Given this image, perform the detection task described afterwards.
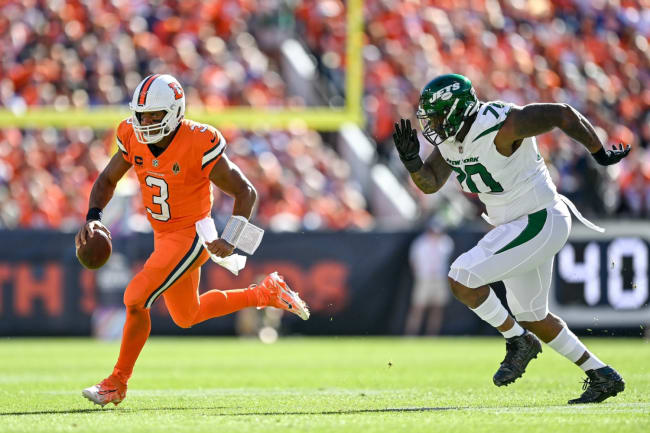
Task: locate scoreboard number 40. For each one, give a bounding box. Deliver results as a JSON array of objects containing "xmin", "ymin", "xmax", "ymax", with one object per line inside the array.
[{"xmin": 551, "ymin": 236, "xmax": 650, "ymax": 325}]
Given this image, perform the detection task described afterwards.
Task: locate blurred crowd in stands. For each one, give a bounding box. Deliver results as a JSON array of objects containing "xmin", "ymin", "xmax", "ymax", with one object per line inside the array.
[
  {"xmin": 1, "ymin": 0, "xmax": 649, "ymax": 230},
  {"xmin": 0, "ymin": 0, "xmax": 297, "ymax": 109},
  {"xmin": 296, "ymin": 0, "xmax": 650, "ymax": 219},
  {"xmin": 0, "ymin": 0, "xmax": 372, "ymax": 231},
  {"xmin": 0, "ymin": 127, "xmax": 373, "ymax": 231}
]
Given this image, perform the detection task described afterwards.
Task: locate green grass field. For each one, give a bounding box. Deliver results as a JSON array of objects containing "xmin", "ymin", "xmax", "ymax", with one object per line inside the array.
[{"xmin": 1, "ymin": 337, "xmax": 648, "ymax": 433}]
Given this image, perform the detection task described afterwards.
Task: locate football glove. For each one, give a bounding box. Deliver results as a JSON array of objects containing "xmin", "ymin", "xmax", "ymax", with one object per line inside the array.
[
  {"xmin": 393, "ymin": 119, "xmax": 423, "ymax": 173},
  {"xmin": 591, "ymin": 143, "xmax": 631, "ymax": 166}
]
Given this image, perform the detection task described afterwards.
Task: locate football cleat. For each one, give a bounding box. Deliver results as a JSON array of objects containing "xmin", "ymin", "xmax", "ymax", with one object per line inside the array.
[
  {"xmin": 254, "ymin": 272, "xmax": 310, "ymax": 320},
  {"xmin": 568, "ymin": 366, "xmax": 625, "ymax": 404},
  {"xmin": 82, "ymin": 375, "xmax": 127, "ymax": 407},
  {"xmin": 493, "ymin": 331, "xmax": 542, "ymax": 386}
]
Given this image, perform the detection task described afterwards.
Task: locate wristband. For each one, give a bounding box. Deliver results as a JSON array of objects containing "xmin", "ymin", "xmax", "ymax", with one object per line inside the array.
[
  {"xmin": 86, "ymin": 207, "xmax": 103, "ymax": 222},
  {"xmin": 591, "ymin": 147, "xmax": 608, "ymax": 165},
  {"xmin": 402, "ymin": 156, "xmax": 424, "ymax": 173},
  {"xmin": 220, "ymin": 215, "xmax": 265, "ymax": 254},
  {"xmin": 221, "ymin": 215, "xmax": 248, "ymax": 247}
]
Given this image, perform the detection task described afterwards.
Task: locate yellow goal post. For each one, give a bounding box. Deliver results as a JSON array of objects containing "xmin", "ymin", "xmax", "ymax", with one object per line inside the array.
[{"xmin": 0, "ymin": 0, "xmax": 364, "ymax": 132}]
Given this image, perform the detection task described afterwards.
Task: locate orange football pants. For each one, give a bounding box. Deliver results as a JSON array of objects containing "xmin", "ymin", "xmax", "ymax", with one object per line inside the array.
[
  {"xmin": 123, "ymin": 225, "xmax": 210, "ymax": 310},
  {"xmin": 112, "ymin": 225, "xmax": 258, "ymax": 384}
]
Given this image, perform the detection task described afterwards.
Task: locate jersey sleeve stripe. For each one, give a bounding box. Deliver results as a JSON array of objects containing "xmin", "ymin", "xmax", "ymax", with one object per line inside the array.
[
  {"xmin": 472, "ymin": 120, "xmax": 505, "ymax": 142},
  {"xmin": 116, "ymin": 137, "xmax": 127, "ymax": 155},
  {"xmin": 201, "ymin": 139, "xmax": 225, "ymax": 169}
]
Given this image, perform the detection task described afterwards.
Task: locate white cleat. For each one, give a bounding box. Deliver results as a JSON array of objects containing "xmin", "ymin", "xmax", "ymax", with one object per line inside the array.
[
  {"xmin": 257, "ymin": 272, "xmax": 310, "ymax": 320},
  {"xmin": 82, "ymin": 376, "xmax": 127, "ymax": 407}
]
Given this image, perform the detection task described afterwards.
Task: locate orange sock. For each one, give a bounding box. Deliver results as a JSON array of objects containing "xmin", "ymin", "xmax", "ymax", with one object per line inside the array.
[
  {"xmin": 191, "ymin": 288, "xmax": 257, "ymax": 326},
  {"xmin": 112, "ymin": 307, "xmax": 151, "ymax": 384}
]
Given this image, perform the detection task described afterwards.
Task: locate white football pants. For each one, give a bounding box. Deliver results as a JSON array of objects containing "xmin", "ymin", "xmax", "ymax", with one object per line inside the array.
[{"xmin": 448, "ymin": 199, "xmax": 571, "ymax": 321}]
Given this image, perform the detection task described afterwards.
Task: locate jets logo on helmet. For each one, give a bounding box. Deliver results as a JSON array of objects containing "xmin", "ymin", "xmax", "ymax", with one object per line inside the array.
[
  {"xmin": 429, "ymin": 82, "xmax": 461, "ymax": 103},
  {"xmin": 129, "ymin": 74, "xmax": 186, "ymax": 144},
  {"xmin": 417, "ymin": 74, "xmax": 479, "ymax": 146}
]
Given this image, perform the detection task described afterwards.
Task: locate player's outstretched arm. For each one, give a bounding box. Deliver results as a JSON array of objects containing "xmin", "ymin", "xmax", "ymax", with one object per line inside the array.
[
  {"xmin": 393, "ymin": 118, "xmax": 452, "ymax": 194},
  {"xmin": 411, "ymin": 147, "xmax": 453, "ymax": 194},
  {"xmin": 498, "ymin": 103, "xmax": 630, "ymax": 165},
  {"xmin": 75, "ymin": 152, "xmax": 131, "ymax": 247},
  {"xmin": 207, "ymin": 154, "xmax": 258, "ymax": 257}
]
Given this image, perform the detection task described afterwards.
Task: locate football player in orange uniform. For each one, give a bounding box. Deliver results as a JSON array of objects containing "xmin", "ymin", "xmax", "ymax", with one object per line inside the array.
[{"xmin": 74, "ymin": 74, "xmax": 309, "ymax": 407}]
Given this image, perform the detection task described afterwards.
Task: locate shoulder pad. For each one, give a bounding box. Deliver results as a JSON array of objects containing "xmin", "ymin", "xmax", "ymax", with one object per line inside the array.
[{"xmin": 116, "ymin": 118, "xmax": 133, "ymax": 156}]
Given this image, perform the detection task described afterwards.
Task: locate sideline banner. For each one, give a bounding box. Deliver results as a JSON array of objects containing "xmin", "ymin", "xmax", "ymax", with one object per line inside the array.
[
  {"xmin": 2, "ymin": 226, "xmax": 646, "ymax": 336},
  {"xmin": 0, "ymin": 230, "xmax": 428, "ymax": 336}
]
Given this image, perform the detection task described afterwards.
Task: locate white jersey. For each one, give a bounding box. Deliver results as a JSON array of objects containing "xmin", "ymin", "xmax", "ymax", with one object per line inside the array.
[{"xmin": 438, "ymin": 101, "xmax": 558, "ymax": 225}]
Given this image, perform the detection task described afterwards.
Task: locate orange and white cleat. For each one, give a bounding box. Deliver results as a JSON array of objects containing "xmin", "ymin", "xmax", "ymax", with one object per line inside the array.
[
  {"xmin": 255, "ymin": 272, "xmax": 310, "ymax": 320},
  {"xmin": 82, "ymin": 375, "xmax": 127, "ymax": 407}
]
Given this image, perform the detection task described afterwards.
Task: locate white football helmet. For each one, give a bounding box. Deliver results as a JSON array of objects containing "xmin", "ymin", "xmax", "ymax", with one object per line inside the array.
[{"xmin": 129, "ymin": 74, "xmax": 185, "ymax": 144}]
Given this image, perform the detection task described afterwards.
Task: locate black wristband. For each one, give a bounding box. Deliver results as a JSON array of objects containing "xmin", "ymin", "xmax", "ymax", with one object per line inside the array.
[
  {"xmin": 402, "ymin": 157, "xmax": 424, "ymax": 173},
  {"xmin": 591, "ymin": 147, "xmax": 608, "ymax": 165},
  {"xmin": 86, "ymin": 207, "xmax": 103, "ymax": 222}
]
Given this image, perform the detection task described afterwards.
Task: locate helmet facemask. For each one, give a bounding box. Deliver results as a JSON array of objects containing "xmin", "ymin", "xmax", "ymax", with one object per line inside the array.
[
  {"xmin": 417, "ymin": 74, "xmax": 479, "ymax": 147},
  {"xmin": 417, "ymin": 98, "xmax": 463, "ymax": 146},
  {"xmin": 131, "ymin": 107, "xmax": 179, "ymax": 144}
]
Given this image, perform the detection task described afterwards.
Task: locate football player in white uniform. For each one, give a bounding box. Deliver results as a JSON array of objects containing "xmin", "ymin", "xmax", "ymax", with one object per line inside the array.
[{"xmin": 393, "ymin": 74, "xmax": 630, "ymax": 404}]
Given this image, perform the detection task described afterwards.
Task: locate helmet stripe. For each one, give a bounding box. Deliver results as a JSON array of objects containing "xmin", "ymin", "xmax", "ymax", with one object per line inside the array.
[
  {"xmin": 444, "ymin": 98, "xmax": 459, "ymax": 122},
  {"xmin": 137, "ymin": 74, "xmax": 161, "ymax": 106}
]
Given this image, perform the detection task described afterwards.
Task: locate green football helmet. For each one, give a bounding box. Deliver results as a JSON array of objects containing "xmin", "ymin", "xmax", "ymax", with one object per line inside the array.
[{"xmin": 417, "ymin": 74, "xmax": 479, "ymax": 146}]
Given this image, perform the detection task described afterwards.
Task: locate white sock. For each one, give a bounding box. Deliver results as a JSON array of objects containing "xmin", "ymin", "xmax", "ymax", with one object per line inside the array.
[
  {"xmin": 547, "ymin": 327, "xmax": 606, "ymax": 371},
  {"xmin": 502, "ymin": 322, "xmax": 525, "ymax": 338},
  {"xmin": 471, "ymin": 289, "xmax": 524, "ymax": 338},
  {"xmin": 579, "ymin": 353, "xmax": 606, "ymax": 372}
]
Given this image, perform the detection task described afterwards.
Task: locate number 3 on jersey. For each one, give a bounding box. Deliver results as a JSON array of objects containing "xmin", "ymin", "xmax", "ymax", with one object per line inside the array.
[{"xmin": 145, "ymin": 176, "xmax": 170, "ymax": 221}]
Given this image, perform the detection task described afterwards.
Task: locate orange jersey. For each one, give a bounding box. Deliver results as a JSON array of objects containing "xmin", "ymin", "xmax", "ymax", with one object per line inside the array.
[{"xmin": 116, "ymin": 118, "xmax": 226, "ymax": 233}]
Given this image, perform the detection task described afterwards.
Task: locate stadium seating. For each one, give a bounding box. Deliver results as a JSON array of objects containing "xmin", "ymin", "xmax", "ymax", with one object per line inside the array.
[
  {"xmin": 0, "ymin": 127, "xmax": 372, "ymax": 231},
  {"xmin": 1, "ymin": 0, "xmax": 648, "ymax": 229},
  {"xmin": 295, "ymin": 0, "xmax": 650, "ymax": 218},
  {"xmin": 0, "ymin": 1, "xmax": 372, "ymax": 230}
]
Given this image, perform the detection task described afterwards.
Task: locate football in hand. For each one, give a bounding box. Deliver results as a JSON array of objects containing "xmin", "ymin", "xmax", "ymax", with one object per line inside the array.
[{"xmin": 76, "ymin": 230, "xmax": 112, "ymax": 270}]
